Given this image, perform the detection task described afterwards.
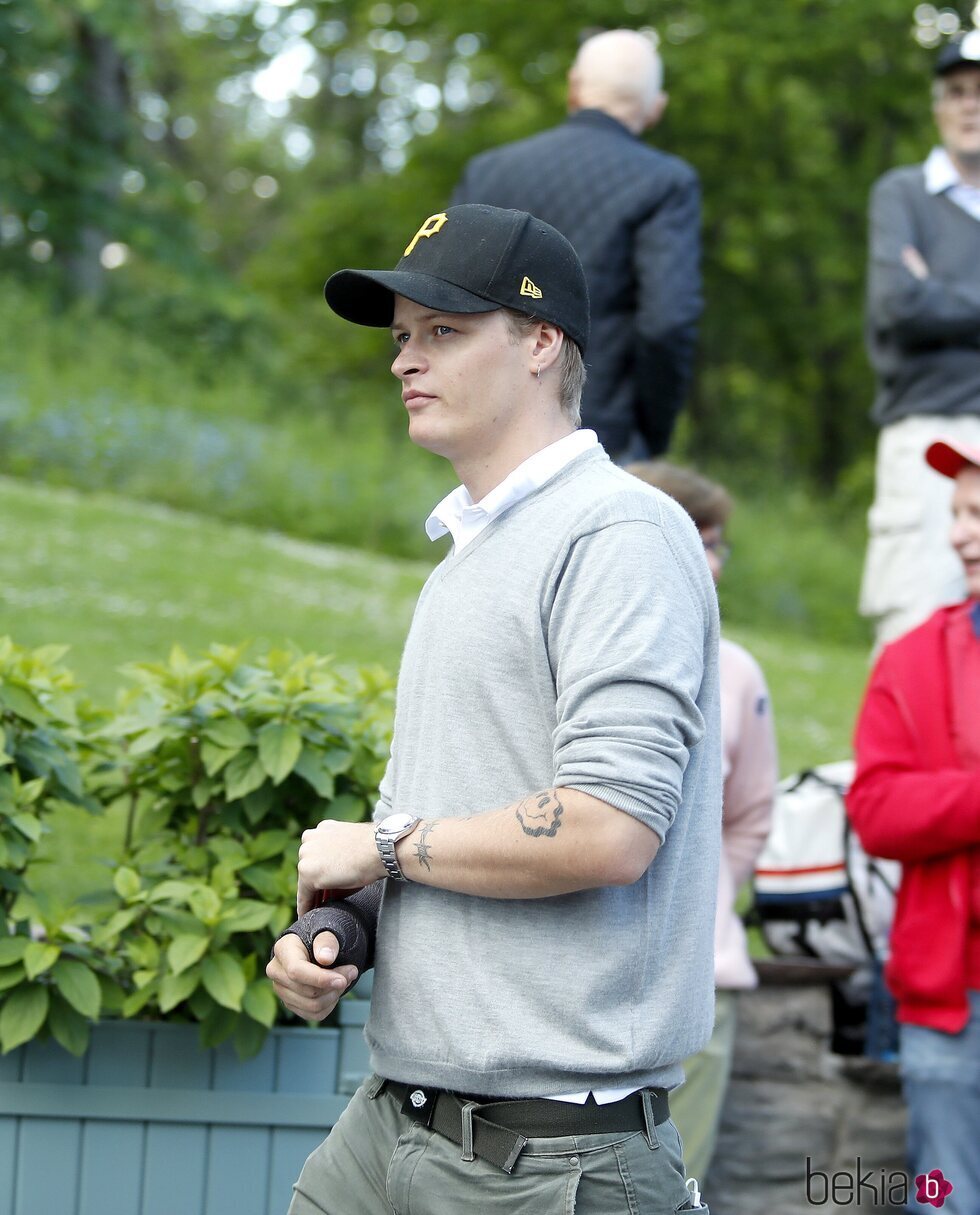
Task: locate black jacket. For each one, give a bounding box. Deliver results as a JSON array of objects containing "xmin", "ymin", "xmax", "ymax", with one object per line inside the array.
[{"xmin": 452, "ymin": 109, "xmax": 702, "ymax": 455}]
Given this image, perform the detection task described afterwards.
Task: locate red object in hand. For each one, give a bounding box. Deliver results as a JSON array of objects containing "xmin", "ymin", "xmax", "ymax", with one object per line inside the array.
[{"xmin": 312, "ymin": 888, "xmax": 363, "ymax": 907}]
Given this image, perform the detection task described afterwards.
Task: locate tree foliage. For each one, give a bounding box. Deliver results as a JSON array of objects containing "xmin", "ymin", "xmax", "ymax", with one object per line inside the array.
[{"xmin": 0, "ymin": 0, "xmax": 967, "ymax": 483}]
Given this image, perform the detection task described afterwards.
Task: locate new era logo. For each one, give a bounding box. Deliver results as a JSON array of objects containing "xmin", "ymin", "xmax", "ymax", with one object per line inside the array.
[{"xmin": 520, "ymin": 276, "xmax": 542, "ymax": 299}]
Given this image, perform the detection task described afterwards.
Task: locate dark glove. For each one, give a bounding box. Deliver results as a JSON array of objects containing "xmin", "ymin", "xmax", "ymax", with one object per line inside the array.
[{"xmin": 275, "ymin": 880, "xmax": 384, "ymax": 982}]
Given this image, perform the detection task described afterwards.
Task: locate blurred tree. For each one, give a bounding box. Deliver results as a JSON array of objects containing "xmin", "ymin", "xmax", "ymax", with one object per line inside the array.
[
  {"xmin": 1, "ymin": 0, "xmax": 969, "ymax": 484},
  {"xmin": 664, "ymin": 0, "xmax": 937, "ymax": 488},
  {"xmin": 57, "ymin": 12, "xmax": 130, "ymax": 299},
  {"xmin": 0, "ymin": 1, "xmax": 68, "ymax": 275},
  {"xmin": 1, "ymin": 1, "xmax": 182, "ymax": 296},
  {"xmin": 245, "ymin": 0, "xmax": 946, "ymax": 485}
]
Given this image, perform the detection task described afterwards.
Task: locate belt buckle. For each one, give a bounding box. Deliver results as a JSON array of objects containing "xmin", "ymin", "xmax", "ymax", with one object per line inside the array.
[{"xmin": 400, "ymin": 1086, "xmax": 436, "ymax": 1128}]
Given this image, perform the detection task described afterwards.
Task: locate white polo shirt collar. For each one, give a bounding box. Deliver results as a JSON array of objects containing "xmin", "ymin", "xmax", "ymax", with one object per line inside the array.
[
  {"xmin": 425, "ymin": 429, "xmax": 599, "ymax": 552},
  {"xmin": 924, "ymin": 146, "xmax": 980, "ymax": 220}
]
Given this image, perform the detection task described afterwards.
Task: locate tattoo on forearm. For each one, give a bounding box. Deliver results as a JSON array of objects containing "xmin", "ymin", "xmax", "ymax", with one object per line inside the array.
[
  {"xmin": 515, "ymin": 790, "xmax": 564, "ymax": 838},
  {"xmin": 414, "ymin": 821, "xmax": 437, "ymax": 871}
]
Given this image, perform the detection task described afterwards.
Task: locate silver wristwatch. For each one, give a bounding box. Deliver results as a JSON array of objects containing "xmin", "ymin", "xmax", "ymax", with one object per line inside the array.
[{"xmin": 375, "ymin": 813, "xmax": 420, "ymax": 882}]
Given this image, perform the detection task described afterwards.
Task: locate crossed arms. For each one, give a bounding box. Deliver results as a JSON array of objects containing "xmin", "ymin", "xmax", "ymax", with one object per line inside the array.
[{"xmin": 868, "ymin": 172, "xmax": 980, "ymax": 347}]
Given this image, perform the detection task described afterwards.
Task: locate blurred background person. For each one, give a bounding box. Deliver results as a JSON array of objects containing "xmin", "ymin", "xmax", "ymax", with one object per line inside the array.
[
  {"xmin": 849, "ymin": 435, "xmax": 980, "ymax": 1215},
  {"xmin": 860, "ymin": 31, "xmax": 980, "ymax": 650},
  {"xmin": 453, "ymin": 29, "xmax": 701, "ymax": 464},
  {"xmin": 627, "ymin": 460, "xmax": 778, "ymax": 1187}
]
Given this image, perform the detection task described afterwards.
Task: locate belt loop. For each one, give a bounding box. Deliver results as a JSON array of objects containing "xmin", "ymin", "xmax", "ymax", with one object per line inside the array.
[
  {"xmin": 640, "ymin": 1089, "xmax": 660, "ymax": 1150},
  {"xmin": 365, "ymin": 1074, "xmax": 387, "ymax": 1100},
  {"xmin": 501, "ymin": 1133, "xmax": 528, "ymax": 1175},
  {"xmin": 460, "ymin": 1101, "xmax": 479, "ymax": 1162}
]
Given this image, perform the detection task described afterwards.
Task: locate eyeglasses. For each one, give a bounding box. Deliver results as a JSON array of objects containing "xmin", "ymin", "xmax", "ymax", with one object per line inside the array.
[
  {"xmin": 702, "ymin": 537, "xmax": 731, "ymax": 565},
  {"xmin": 937, "ymin": 80, "xmax": 980, "ymax": 105}
]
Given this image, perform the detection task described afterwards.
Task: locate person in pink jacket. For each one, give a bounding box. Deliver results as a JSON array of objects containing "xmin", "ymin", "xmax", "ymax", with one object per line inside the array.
[
  {"xmin": 628, "ymin": 462, "xmax": 778, "ymax": 1183},
  {"xmin": 848, "ymin": 434, "xmax": 980, "ymax": 1215}
]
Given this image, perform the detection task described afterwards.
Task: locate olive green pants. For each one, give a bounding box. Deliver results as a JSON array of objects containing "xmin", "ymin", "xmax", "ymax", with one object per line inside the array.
[
  {"xmin": 669, "ymin": 990, "xmax": 738, "ymax": 1186},
  {"xmin": 288, "ymin": 1077, "xmax": 707, "ymax": 1215}
]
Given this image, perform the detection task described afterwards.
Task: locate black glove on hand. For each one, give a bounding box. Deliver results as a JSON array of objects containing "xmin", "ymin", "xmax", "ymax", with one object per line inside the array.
[{"xmin": 275, "ymin": 880, "xmax": 384, "ymax": 983}]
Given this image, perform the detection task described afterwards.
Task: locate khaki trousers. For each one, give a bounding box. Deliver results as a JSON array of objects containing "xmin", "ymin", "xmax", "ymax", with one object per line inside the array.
[{"xmin": 287, "ymin": 1077, "xmax": 706, "ymax": 1215}]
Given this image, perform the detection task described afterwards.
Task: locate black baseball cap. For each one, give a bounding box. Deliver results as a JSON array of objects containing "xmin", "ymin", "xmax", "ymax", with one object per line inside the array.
[
  {"xmin": 935, "ymin": 29, "xmax": 980, "ymax": 76},
  {"xmin": 324, "ymin": 204, "xmax": 590, "ymax": 354}
]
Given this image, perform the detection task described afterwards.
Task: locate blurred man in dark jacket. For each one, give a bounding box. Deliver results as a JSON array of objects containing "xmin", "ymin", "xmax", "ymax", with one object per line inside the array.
[{"xmin": 452, "ymin": 29, "xmax": 702, "ymax": 462}]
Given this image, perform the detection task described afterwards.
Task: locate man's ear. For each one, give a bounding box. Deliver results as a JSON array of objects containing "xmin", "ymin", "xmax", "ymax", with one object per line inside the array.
[
  {"xmin": 644, "ymin": 91, "xmax": 668, "ymax": 131},
  {"xmin": 531, "ymin": 321, "xmax": 564, "ymax": 371},
  {"xmin": 567, "ymin": 67, "xmax": 582, "ymax": 113}
]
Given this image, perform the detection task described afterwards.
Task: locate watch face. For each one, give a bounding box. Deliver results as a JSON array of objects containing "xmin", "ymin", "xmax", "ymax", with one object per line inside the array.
[{"xmin": 379, "ymin": 812, "xmax": 416, "ymax": 833}]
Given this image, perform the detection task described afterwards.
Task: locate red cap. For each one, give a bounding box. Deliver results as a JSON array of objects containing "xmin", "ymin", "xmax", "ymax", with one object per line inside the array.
[{"xmin": 925, "ymin": 437, "xmax": 980, "ymax": 480}]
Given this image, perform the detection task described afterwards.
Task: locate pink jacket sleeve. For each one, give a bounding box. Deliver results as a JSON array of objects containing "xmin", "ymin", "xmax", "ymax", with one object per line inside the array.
[
  {"xmin": 715, "ymin": 640, "xmax": 778, "ymax": 988},
  {"xmin": 720, "ymin": 641, "xmax": 778, "ymax": 886}
]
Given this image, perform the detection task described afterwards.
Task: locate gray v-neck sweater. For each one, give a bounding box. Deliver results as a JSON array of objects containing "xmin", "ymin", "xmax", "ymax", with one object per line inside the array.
[{"xmin": 366, "ymin": 447, "xmax": 722, "ymax": 1096}]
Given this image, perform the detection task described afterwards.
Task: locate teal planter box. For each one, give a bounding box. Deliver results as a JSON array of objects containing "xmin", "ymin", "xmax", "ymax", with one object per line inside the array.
[
  {"xmin": 338, "ymin": 996, "xmax": 371, "ymax": 1095},
  {"xmin": 0, "ymin": 1007, "xmax": 373, "ymax": 1215}
]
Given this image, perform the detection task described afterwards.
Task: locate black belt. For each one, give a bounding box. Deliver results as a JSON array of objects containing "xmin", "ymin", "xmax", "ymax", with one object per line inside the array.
[{"xmin": 381, "ymin": 1080, "xmax": 670, "ymax": 1174}]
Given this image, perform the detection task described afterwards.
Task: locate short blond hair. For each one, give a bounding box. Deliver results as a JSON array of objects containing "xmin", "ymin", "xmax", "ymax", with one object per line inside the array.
[{"xmin": 502, "ymin": 310, "xmax": 586, "ymax": 425}]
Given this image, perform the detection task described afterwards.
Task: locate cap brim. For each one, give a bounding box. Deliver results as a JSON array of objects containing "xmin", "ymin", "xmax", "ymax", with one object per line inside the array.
[
  {"xmin": 936, "ymin": 56, "xmax": 977, "ymax": 75},
  {"xmin": 324, "ymin": 269, "xmax": 500, "ymax": 328},
  {"xmin": 925, "ymin": 438, "xmax": 980, "ymax": 478},
  {"xmin": 936, "ymin": 29, "xmax": 980, "ymax": 74}
]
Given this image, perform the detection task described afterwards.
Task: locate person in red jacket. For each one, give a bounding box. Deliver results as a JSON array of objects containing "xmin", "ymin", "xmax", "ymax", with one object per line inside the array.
[{"xmin": 849, "ymin": 435, "xmax": 980, "ymax": 1215}]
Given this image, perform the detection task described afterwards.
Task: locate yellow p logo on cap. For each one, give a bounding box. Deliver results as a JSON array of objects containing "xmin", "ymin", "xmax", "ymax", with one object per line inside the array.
[{"xmin": 404, "ymin": 213, "xmax": 449, "ymax": 257}]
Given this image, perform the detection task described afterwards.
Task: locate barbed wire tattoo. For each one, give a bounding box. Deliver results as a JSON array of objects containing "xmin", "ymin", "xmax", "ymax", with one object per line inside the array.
[{"xmin": 414, "ymin": 821, "xmax": 437, "ymax": 871}]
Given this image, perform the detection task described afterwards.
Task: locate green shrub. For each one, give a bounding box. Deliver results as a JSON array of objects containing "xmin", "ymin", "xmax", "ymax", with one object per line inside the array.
[
  {"xmin": 0, "ymin": 640, "xmax": 394, "ymax": 1058},
  {"xmin": 0, "ymin": 638, "xmax": 110, "ymax": 1055}
]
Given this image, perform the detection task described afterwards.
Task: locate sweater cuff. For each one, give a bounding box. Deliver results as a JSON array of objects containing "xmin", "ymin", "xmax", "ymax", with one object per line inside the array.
[{"xmin": 560, "ymin": 781, "xmax": 674, "ymax": 842}]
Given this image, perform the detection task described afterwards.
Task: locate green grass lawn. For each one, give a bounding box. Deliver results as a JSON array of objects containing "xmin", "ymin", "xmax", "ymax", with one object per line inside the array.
[
  {"xmin": 1, "ymin": 475, "xmax": 868, "ymax": 776},
  {"xmin": 0, "ymin": 476, "xmax": 430, "ymax": 701},
  {"xmin": 726, "ymin": 624, "xmax": 868, "ymax": 774}
]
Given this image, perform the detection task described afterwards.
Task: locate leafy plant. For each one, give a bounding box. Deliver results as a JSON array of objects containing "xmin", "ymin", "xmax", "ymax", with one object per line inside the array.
[
  {"xmin": 0, "ymin": 639, "xmax": 394, "ymax": 1058},
  {"xmin": 92, "ymin": 643, "xmax": 392, "ymax": 1055},
  {"xmin": 0, "ymin": 637, "xmax": 111, "ymax": 1055}
]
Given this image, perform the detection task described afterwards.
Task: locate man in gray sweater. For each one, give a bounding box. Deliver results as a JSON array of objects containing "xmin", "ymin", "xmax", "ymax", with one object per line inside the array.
[
  {"xmin": 267, "ymin": 203, "xmax": 719, "ymax": 1214},
  {"xmin": 861, "ymin": 32, "xmax": 980, "ymax": 647}
]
